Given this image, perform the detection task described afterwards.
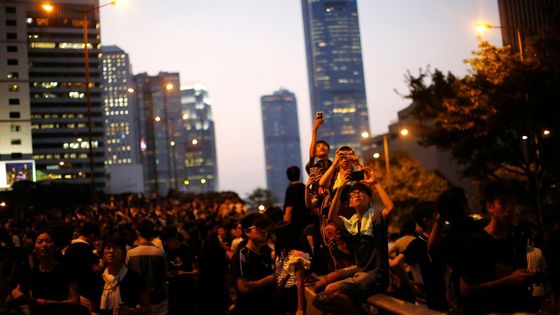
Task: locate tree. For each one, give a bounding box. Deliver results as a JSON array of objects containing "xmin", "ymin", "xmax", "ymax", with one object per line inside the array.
[
  {"xmin": 245, "ymin": 188, "xmax": 277, "ymax": 212},
  {"xmin": 366, "ymin": 151, "xmax": 449, "ymax": 223},
  {"xmin": 405, "ymin": 22, "xmax": 560, "ymax": 219}
]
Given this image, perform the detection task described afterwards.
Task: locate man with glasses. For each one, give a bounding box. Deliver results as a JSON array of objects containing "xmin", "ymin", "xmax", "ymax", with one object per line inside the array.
[
  {"xmin": 314, "ymin": 167, "xmax": 394, "ymax": 315},
  {"xmin": 231, "ymin": 213, "xmax": 278, "ymax": 315}
]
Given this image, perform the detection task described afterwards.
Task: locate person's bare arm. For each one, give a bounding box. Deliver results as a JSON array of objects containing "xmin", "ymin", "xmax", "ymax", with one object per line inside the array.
[
  {"xmin": 319, "ymin": 151, "xmax": 340, "ymax": 188},
  {"xmin": 363, "ymin": 167, "xmax": 394, "ymax": 220},
  {"xmin": 296, "ymin": 268, "xmax": 306, "ymax": 314},
  {"xmin": 284, "ymin": 207, "xmax": 293, "ymax": 223},
  {"xmin": 308, "ymin": 117, "xmax": 323, "ymax": 162},
  {"xmin": 236, "ymin": 274, "xmax": 276, "ymax": 294},
  {"xmin": 327, "ymin": 168, "xmax": 349, "ymax": 229},
  {"xmin": 460, "ymin": 269, "xmax": 534, "ymax": 297}
]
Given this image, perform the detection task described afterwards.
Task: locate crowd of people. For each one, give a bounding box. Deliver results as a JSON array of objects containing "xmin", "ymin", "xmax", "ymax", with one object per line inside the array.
[{"xmin": 0, "ymin": 116, "xmax": 559, "ymax": 315}]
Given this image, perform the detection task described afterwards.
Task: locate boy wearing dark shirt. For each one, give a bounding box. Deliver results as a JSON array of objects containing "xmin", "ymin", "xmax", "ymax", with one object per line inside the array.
[
  {"xmin": 460, "ymin": 181, "xmax": 534, "ymax": 314},
  {"xmin": 231, "ymin": 214, "xmax": 277, "ymax": 315}
]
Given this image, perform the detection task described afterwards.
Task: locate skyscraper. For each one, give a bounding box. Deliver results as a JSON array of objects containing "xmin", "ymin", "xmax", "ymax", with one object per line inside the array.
[
  {"xmin": 261, "ymin": 89, "xmax": 302, "ymax": 201},
  {"xmin": 301, "ymin": 0, "xmax": 370, "ymax": 153},
  {"xmin": 497, "ymin": 0, "xmax": 560, "ymax": 55},
  {"xmin": 7, "ymin": 0, "xmax": 105, "ymax": 188},
  {"xmin": 0, "ymin": 1, "xmax": 35, "ymax": 189},
  {"xmin": 180, "ymin": 84, "xmax": 219, "ymax": 193},
  {"xmin": 133, "ymin": 72, "xmax": 181, "ymax": 196},
  {"xmin": 101, "ymin": 45, "xmax": 143, "ymax": 193}
]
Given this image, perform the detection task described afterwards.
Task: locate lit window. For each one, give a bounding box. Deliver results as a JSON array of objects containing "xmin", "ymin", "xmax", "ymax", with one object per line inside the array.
[
  {"xmin": 30, "ymin": 42, "xmax": 56, "ymax": 49},
  {"xmin": 9, "ymin": 84, "xmax": 19, "ymax": 92}
]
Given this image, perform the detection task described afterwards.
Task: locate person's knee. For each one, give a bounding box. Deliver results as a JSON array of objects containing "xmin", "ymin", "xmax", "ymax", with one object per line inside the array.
[
  {"xmin": 313, "ymin": 291, "xmax": 332, "ymax": 311},
  {"xmin": 324, "ymin": 282, "xmax": 340, "ymax": 296}
]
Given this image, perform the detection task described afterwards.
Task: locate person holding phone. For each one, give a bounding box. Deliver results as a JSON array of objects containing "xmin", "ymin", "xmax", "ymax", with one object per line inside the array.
[
  {"xmin": 313, "ymin": 167, "xmax": 394, "ymax": 315},
  {"xmin": 305, "ymin": 112, "xmax": 332, "ymax": 176}
]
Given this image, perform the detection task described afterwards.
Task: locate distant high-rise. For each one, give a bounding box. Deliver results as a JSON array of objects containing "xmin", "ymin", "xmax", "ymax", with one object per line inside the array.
[
  {"xmin": 497, "ymin": 0, "xmax": 560, "ymax": 54},
  {"xmin": 261, "ymin": 89, "xmax": 302, "ymax": 201},
  {"xmin": 101, "ymin": 45, "xmax": 143, "ymax": 193},
  {"xmin": 133, "ymin": 72, "xmax": 181, "ymax": 196},
  {"xmin": 301, "ymin": 0, "xmax": 370, "ymax": 153},
  {"xmin": 5, "ymin": 0, "xmax": 105, "ymax": 188},
  {"xmin": 0, "ymin": 1, "xmax": 35, "ymax": 189},
  {"xmin": 180, "ymin": 84, "xmax": 219, "ymax": 193}
]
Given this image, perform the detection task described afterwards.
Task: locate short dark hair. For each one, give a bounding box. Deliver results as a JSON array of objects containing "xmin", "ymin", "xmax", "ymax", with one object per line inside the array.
[
  {"xmin": 136, "ymin": 219, "xmax": 155, "ymax": 239},
  {"xmin": 484, "ymin": 181, "xmax": 517, "ymax": 205},
  {"xmin": 316, "ymin": 140, "xmax": 330, "ymax": 150},
  {"xmin": 286, "ymin": 166, "xmax": 301, "ymax": 182},
  {"xmin": 159, "ymin": 226, "xmax": 178, "ymax": 242},
  {"xmin": 80, "ymin": 222, "xmax": 99, "ymax": 237},
  {"xmin": 401, "ymin": 219, "xmax": 416, "ymax": 236},
  {"xmin": 413, "ymin": 202, "xmax": 436, "ymax": 230},
  {"xmin": 102, "ymin": 237, "xmax": 127, "ymax": 254},
  {"xmin": 349, "ymin": 182, "xmax": 371, "ymax": 197},
  {"xmin": 436, "ymin": 187, "xmax": 468, "ymax": 222},
  {"xmin": 240, "ymin": 213, "xmax": 272, "ymax": 232}
]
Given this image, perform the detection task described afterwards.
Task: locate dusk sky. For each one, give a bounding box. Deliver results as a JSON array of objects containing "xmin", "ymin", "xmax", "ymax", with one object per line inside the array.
[{"xmin": 100, "ymin": 0, "xmax": 503, "ymax": 197}]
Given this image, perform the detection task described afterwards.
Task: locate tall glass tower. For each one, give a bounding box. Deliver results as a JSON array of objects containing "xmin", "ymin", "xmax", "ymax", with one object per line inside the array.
[
  {"xmin": 261, "ymin": 89, "xmax": 302, "ymax": 202},
  {"xmin": 101, "ymin": 45, "xmax": 143, "ymax": 194},
  {"xmin": 301, "ymin": 0, "xmax": 370, "ymax": 153},
  {"xmin": 180, "ymin": 84, "xmax": 219, "ymax": 193}
]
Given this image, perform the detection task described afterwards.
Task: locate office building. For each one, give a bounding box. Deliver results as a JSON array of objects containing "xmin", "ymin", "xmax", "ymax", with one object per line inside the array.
[
  {"xmin": 101, "ymin": 45, "xmax": 143, "ymax": 193},
  {"xmin": 0, "ymin": 1, "xmax": 34, "ymax": 189},
  {"xmin": 133, "ymin": 72, "xmax": 181, "ymax": 196},
  {"xmin": 180, "ymin": 84, "xmax": 219, "ymax": 193},
  {"xmin": 497, "ymin": 0, "xmax": 560, "ymax": 54},
  {"xmin": 261, "ymin": 89, "xmax": 302, "ymax": 201},
  {"xmin": 301, "ymin": 0, "xmax": 370, "ymax": 153},
  {"xmin": 2, "ymin": 0, "xmax": 105, "ymax": 189}
]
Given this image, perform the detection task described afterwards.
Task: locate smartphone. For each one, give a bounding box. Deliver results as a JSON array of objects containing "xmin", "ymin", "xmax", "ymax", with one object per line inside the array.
[
  {"xmin": 351, "ymin": 170, "xmax": 364, "ymax": 181},
  {"xmin": 316, "ymin": 111, "xmax": 324, "ymax": 120},
  {"xmin": 310, "ymin": 167, "xmax": 320, "ymax": 177}
]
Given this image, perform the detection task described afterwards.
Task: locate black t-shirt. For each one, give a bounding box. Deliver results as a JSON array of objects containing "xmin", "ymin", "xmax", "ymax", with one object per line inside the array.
[
  {"xmin": 231, "ymin": 246, "xmax": 277, "ymax": 315},
  {"xmin": 460, "ymin": 230, "xmax": 530, "ymax": 314},
  {"xmin": 20, "ymin": 263, "xmax": 71, "ymax": 301},
  {"xmin": 164, "ymin": 243, "xmax": 196, "ymax": 291},
  {"xmin": 305, "ymin": 158, "xmax": 333, "ymax": 175},
  {"xmin": 63, "ymin": 241, "xmax": 102, "ymax": 301},
  {"xmin": 402, "ymin": 236, "xmax": 448, "ymax": 310},
  {"xmin": 284, "ymin": 183, "xmax": 311, "ymax": 233}
]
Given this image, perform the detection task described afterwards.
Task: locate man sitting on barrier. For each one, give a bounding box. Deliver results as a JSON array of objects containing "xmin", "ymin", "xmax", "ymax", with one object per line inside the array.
[{"xmin": 313, "ymin": 165, "xmax": 394, "ymax": 315}]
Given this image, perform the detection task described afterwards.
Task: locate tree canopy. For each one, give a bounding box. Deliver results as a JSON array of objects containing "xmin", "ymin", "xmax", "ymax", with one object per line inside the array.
[{"xmin": 405, "ymin": 22, "xmax": 560, "ymax": 210}]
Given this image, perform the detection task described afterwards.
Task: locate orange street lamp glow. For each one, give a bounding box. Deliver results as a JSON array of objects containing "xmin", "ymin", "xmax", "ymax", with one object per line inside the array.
[
  {"xmin": 192, "ymin": 139, "xmax": 198, "ymax": 145},
  {"xmin": 361, "ymin": 131, "xmax": 369, "ymax": 138},
  {"xmin": 41, "ymin": 3, "xmax": 54, "ymax": 12},
  {"xmin": 475, "ymin": 23, "xmax": 493, "ymax": 34},
  {"xmin": 400, "ymin": 128, "xmax": 409, "ymax": 136},
  {"xmin": 165, "ymin": 83, "xmax": 174, "ymax": 91},
  {"xmin": 543, "ymin": 130, "xmax": 551, "ymax": 136},
  {"xmin": 373, "ymin": 153, "xmax": 380, "ymax": 159}
]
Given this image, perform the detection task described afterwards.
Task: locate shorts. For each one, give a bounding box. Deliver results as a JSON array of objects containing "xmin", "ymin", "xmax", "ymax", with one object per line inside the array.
[{"xmin": 331, "ymin": 271, "xmax": 383, "ymax": 302}]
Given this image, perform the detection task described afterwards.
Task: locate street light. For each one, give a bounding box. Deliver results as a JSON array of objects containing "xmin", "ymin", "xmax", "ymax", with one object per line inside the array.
[
  {"xmin": 162, "ymin": 82, "xmax": 178, "ymax": 191},
  {"xmin": 475, "ymin": 22, "xmax": 524, "ymax": 60},
  {"xmin": 41, "ymin": 1, "xmax": 123, "ymax": 202}
]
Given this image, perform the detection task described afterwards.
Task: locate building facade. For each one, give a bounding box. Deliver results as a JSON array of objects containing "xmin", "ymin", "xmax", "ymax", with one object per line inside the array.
[
  {"xmin": 0, "ymin": 0, "xmax": 35, "ymax": 189},
  {"xmin": 1, "ymin": 0, "xmax": 105, "ymax": 189},
  {"xmin": 133, "ymin": 72, "xmax": 181, "ymax": 196},
  {"xmin": 101, "ymin": 45, "xmax": 143, "ymax": 194},
  {"xmin": 180, "ymin": 84, "xmax": 218, "ymax": 193},
  {"xmin": 301, "ymin": 0, "xmax": 370, "ymax": 153},
  {"xmin": 261, "ymin": 89, "xmax": 302, "ymax": 202},
  {"xmin": 497, "ymin": 0, "xmax": 560, "ymax": 55}
]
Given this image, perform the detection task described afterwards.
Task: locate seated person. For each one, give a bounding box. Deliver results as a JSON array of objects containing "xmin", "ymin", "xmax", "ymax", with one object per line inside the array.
[{"xmin": 313, "ymin": 167, "xmax": 394, "ymax": 315}]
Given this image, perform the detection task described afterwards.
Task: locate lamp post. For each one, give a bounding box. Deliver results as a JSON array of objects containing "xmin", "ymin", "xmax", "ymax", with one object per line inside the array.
[
  {"xmin": 475, "ymin": 23, "xmax": 524, "ymax": 60},
  {"xmin": 368, "ymin": 128, "xmax": 410, "ymax": 194},
  {"xmin": 41, "ymin": 1, "xmax": 123, "ymax": 202}
]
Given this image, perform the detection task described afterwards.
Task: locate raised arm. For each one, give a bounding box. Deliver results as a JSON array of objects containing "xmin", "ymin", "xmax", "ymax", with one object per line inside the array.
[
  {"xmin": 327, "ymin": 168, "xmax": 349, "ymax": 229},
  {"xmin": 308, "ymin": 117, "xmax": 323, "ymax": 167},
  {"xmin": 319, "ymin": 150, "xmax": 340, "ymax": 189},
  {"xmin": 362, "ymin": 167, "xmax": 394, "ymax": 220}
]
